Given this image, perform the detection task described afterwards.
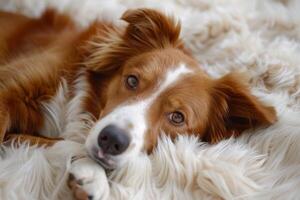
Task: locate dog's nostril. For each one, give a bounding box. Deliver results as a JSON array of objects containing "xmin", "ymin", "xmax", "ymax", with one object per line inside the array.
[
  {"xmin": 98, "ymin": 125, "xmax": 130, "ymax": 155},
  {"xmin": 101, "ymin": 135, "xmax": 108, "ymax": 141},
  {"xmin": 114, "ymin": 144, "xmax": 120, "ymax": 151}
]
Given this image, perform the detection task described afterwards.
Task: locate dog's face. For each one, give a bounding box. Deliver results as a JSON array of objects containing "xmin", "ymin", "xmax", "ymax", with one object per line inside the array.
[{"xmin": 85, "ymin": 9, "xmax": 276, "ymax": 169}]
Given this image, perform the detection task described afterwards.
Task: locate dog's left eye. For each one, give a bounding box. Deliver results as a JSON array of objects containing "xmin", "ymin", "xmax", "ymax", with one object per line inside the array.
[
  {"xmin": 126, "ymin": 75, "xmax": 139, "ymax": 90},
  {"xmin": 168, "ymin": 111, "xmax": 185, "ymax": 126}
]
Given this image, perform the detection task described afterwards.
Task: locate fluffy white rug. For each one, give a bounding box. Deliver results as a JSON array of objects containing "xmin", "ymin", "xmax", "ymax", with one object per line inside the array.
[{"xmin": 0, "ymin": 0, "xmax": 300, "ymax": 199}]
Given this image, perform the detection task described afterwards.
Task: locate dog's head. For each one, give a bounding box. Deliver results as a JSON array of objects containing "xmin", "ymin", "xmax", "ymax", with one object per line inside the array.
[{"xmin": 84, "ymin": 9, "xmax": 276, "ymax": 169}]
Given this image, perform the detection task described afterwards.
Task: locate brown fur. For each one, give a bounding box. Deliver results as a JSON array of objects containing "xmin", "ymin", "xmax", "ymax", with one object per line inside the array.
[
  {"xmin": 0, "ymin": 10, "xmax": 95, "ymax": 144},
  {"xmin": 0, "ymin": 8, "xmax": 276, "ymax": 151}
]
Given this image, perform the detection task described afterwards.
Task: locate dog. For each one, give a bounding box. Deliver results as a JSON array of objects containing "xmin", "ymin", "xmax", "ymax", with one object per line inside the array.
[{"xmin": 0, "ymin": 8, "xmax": 276, "ymax": 199}]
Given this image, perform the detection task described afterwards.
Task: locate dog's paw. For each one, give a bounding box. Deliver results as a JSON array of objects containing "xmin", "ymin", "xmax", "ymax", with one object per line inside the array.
[{"xmin": 68, "ymin": 156, "xmax": 109, "ymax": 200}]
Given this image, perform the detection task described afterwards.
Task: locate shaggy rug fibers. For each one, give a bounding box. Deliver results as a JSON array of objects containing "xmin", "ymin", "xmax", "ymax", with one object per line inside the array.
[{"xmin": 0, "ymin": 0, "xmax": 300, "ymax": 199}]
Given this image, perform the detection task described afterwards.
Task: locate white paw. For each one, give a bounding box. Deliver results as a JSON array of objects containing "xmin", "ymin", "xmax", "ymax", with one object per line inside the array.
[{"xmin": 68, "ymin": 156, "xmax": 110, "ymax": 200}]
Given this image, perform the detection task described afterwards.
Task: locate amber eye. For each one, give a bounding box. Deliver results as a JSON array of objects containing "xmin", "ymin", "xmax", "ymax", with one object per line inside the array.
[
  {"xmin": 169, "ymin": 111, "xmax": 185, "ymax": 126},
  {"xmin": 126, "ymin": 75, "xmax": 139, "ymax": 90}
]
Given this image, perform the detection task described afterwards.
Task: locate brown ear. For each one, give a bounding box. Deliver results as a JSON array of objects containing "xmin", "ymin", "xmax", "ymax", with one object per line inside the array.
[
  {"xmin": 204, "ymin": 73, "xmax": 277, "ymax": 143},
  {"xmin": 82, "ymin": 23, "xmax": 130, "ymax": 73},
  {"xmin": 83, "ymin": 9, "xmax": 181, "ymax": 73},
  {"xmin": 121, "ymin": 8, "xmax": 181, "ymax": 50}
]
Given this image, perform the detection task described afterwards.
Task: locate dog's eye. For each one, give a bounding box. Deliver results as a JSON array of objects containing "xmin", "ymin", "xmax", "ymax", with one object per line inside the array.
[
  {"xmin": 169, "ymin": 111, "xmax": 185, "ymax": 126},
  {"xmin": 126, "ymin": 75, "xmax": 139, "ymax": 90}
]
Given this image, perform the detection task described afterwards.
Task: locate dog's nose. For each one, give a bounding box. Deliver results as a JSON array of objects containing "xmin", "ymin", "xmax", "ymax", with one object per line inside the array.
[{"xmin": 98, "ymin": 125, "xmax": 130, "ymax": 155}]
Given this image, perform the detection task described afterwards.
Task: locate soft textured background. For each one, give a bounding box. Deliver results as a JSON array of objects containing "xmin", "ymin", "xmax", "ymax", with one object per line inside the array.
[{"xmin": 0, "ymin": 0, "xmax": 300, "ymax": 199}]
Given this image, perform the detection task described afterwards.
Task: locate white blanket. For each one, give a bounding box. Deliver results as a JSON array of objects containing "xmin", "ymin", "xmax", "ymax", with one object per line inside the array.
[{"xmin": 0, "ymin": 0, "xmax": 300, "ymax": 199}]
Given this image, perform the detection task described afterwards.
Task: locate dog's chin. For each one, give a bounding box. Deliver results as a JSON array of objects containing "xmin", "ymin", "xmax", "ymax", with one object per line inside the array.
[{"xmin": 88, "ymin": 148, "xmax": 116, "ymax": 170}]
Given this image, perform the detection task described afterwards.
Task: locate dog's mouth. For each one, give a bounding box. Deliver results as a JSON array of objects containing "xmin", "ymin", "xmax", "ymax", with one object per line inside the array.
[{"xmin": 89, "ymin": 148, "xmax": 116, "ymax": 170}]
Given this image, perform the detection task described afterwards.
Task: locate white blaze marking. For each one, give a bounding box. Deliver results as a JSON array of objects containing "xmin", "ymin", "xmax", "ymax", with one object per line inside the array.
[
  {"xmin": 146, "ymin": 64, "xmax": 191, "ymax": 104},
  {"xmin": 86, "ymin": 64, "xmax": 191, "ymax": 165}
]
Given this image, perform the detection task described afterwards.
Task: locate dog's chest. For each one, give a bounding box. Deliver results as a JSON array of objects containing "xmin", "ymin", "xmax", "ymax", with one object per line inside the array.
[
  {"xmin": 39, "ymin": 79, "xmax": 69, "ymax": 138},
  {"xmin": 39, "ymin": 72, "xmax": 93, "ymax": 141}
]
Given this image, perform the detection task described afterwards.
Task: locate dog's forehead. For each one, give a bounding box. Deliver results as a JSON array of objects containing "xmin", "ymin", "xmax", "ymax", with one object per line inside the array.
[{"xmin": 125, "ymin": 48, "xmax": 198, "ymax": 74}]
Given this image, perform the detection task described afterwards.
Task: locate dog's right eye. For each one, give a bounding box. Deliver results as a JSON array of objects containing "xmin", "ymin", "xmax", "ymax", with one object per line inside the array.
[
  {"xmin": 168, "ymin": 111, "xmax": 185, "ymax": 126},
  {"xmin": 126, "ymin": 75, "xmax": 139, "ymax": 90}
]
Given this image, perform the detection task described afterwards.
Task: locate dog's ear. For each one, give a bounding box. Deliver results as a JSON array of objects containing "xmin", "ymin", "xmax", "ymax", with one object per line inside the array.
[
  {"xmin": 82, "ymin": 23, "xmax": 130, "ymax": 73},
  {"xmin": 121, "ymin": 8, "xmax": 181, "ymax": 50},
  {"xmin": 204, "ymin": 73, "xmax": 277, "ymax": 143},
  {"xmin": 83, "ymin": 9, "xmax": 181, "ymax": 73}
]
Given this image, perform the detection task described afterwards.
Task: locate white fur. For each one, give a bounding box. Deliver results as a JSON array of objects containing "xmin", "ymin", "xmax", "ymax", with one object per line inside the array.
[
  {"xmin": 40, "ymin": 79, "xmax": 68, "ymax": 138},
  {"xmin": 60, "ymin": 69, "xmax": 94, "ymax": 142},
  {"xmin": 40, "ymin": 69, "xmax": 94, "ymax": 143},
  {"xmin": 69, "ymin": 157, "xmax": 110, "ymax": 200},
  {"xmin": 0, "ymin": 0, "xmax": 300, "ymax": 200}
]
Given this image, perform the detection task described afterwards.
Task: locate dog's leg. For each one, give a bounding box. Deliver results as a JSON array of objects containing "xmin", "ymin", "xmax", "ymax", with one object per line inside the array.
[
  {"xmin": 68, "ymin": 156, "xmax": 110, "ymax": 200},
  {"xmin": 4, "ymin": 133, "xmax": 62, "ymax": 147}
]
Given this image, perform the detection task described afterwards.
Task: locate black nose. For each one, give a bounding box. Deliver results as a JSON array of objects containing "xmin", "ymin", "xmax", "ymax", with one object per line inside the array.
[{"xmin": 98, "ymin": 125, "xmax": 130, "ymax": 155}]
